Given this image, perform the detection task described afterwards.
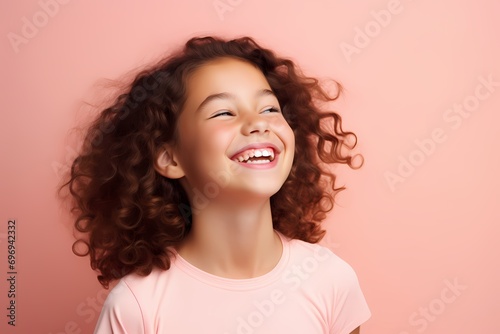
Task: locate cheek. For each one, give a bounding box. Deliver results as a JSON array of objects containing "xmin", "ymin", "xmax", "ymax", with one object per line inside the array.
[
  {"xmin": 193, "ymin": 125, "xmax": 233, "ymax": 159},
  {"xmin": 272, "ymin": 118, "xmax": 295, "ymax": 145}
]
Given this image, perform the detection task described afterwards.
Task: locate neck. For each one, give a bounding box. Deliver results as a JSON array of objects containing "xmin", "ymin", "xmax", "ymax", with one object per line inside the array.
[{"xmin": 175, "ymin": 198, "xmax": 282, "ymax": 279}]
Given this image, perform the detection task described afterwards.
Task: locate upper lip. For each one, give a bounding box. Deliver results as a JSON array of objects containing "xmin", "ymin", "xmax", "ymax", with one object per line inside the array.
[{"xmin": 229, "ymin": 142, "xmax": 281, "ymax": 160}]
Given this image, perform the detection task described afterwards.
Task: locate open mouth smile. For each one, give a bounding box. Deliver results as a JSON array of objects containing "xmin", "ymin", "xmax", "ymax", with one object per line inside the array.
[
  {"xmin": 232, "ymin": 148, "xmax": 275, "ymax": 164},
  {"xmin": 229, "ymin": 143, "xmax": 281, "ymax": 169}
]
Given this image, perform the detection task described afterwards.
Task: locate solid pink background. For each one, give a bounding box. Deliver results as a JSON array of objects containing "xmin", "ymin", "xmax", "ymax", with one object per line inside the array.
[{"xmin": 1, "ymin": 0, "xmax": 499, "ymax": 333}]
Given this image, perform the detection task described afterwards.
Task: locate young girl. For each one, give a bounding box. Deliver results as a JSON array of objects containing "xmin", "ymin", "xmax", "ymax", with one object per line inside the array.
[{"xmin": 64, "ymin": 35, "xmax": 371, "ymax": 334}]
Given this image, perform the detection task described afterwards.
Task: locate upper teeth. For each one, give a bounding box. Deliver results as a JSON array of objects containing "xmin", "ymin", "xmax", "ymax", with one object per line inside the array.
[{"xmin": 233, "ymin": 148, "xmax": 275, "ymax": 162}]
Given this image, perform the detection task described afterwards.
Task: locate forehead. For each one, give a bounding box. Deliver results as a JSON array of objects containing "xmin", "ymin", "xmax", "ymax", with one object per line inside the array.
[{"xmin": 185, "ymin": 57, "xmax": 271, "ymax": 93}]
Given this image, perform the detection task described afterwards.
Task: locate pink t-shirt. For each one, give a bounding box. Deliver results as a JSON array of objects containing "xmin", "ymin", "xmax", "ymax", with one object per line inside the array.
[{"xmin": 94, "ymin": 231, "xmax": 371, "ymax": 334}]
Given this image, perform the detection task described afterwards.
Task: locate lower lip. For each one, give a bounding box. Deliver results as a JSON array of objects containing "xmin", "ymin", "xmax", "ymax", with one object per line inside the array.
[{"xmin": 232, "ymin": 154, "xmax": 279, "ymax": 169}]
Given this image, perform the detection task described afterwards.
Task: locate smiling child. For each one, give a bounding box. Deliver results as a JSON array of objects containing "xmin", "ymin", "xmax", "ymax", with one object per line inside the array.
[{"xmin": 63, "ymin": 36, "xmax": 371, "ymax": 334}]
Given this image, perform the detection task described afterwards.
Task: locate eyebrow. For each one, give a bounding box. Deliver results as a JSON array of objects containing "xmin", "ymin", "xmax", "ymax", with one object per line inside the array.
[{"xmin": 195, "ymin": 89, "xmax": 277, "ymax": 112}]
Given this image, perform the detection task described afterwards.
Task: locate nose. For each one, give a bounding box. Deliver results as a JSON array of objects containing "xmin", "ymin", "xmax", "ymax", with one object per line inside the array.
[{"xmin": 241, "ymin": 112, "xmax": 270, "ymax": 135}]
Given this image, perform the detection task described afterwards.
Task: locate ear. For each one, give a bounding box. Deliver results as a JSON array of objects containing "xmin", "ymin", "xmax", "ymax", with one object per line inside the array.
[{"xmin": 154, "ymin": 145, "xmax": 185, "ymax": 179}]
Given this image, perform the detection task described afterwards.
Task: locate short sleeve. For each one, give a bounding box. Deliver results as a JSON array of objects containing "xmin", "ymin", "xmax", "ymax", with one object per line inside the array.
[
  {"xmin": 329, "ymin": 258, "xmax": 371, "ymax": 334},
  {"xmin": 94, "ymin": 279, "xmax": 145, "ymax": 334}
]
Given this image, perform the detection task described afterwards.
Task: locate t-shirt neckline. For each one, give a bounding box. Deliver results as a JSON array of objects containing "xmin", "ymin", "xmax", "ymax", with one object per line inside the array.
[{"xmin": 172, "ymin": 230, "xmax": 290, "ymax": 291}]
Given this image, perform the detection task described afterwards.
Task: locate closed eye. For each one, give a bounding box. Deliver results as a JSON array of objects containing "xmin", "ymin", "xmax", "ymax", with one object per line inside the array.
[
  {"xmin": 209, "ymin": 111, "xmax": 233, "ymax": 118},
  {"xmin": 209, "ymin": 107, "xmax": 280, "ymax": 119},
  {"xmin": 262, "ymin": 107, "xmax": 281, "ymax": 113}
]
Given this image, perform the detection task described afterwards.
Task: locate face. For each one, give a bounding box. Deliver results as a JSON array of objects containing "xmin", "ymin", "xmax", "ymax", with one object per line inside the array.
[{"xmin": 169, "ymin": 57, "xmax": 295, "ymax": 205}]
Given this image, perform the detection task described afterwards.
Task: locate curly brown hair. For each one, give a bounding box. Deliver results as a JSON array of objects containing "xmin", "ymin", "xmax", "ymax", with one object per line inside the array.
[{"xmin": 61, "ymin": 36, "xmax": 363, "ymax": 288}]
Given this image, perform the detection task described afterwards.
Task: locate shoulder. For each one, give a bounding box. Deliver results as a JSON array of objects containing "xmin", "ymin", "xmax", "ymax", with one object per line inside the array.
[
  {"xmin": 94, "ymin": 278, "xmax": 145, "ymax": 333},
  {"xmin": 95, "ymin": 267, "xmax": 171, "ymax": 333},
  {"xmin": 289, "ymin": 238, "xmax": 372, "ymax": 332},
  {"xmin": 284, "ymin": 236, "xmax": 367, "ymax": 301},
  {"xmin": 286, "ymin": 236, "xmax": 358, "ymax": 279},
  {"xmin": 281, "ymin": 236, "xmax": 371, "ymax": 332}
]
